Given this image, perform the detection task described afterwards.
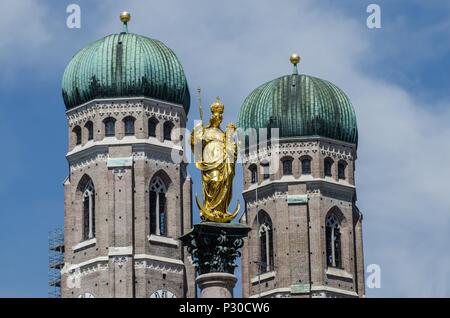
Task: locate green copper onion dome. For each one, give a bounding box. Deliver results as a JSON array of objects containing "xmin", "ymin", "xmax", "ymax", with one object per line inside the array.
[
  {"xmin": 237, "ymin": 54, "xmax": 357, "ymax": 145},
  {"xmin": 62, "ymin": 13, "xmax": 190, "ymax": 112}
]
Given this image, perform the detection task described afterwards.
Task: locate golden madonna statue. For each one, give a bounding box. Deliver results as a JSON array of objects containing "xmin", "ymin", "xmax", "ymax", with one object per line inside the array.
[{"xmin": 190, "ymin": 97, "xmax": 240, "ymax": 223}]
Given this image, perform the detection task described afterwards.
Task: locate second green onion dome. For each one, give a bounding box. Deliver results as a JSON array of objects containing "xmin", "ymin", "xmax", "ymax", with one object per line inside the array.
[
  {"xmin": 62, "ymin": 13, "xmax": 190, "ymax": 112},
  {"xmin": 237, "ymin": 54, "xmax": 358, "ymax": 145}
]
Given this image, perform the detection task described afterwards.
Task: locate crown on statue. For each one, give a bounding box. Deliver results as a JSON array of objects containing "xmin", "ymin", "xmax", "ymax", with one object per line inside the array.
[{"xmin": 210, "ymin": 97, "xmax": 224, "ymax": 114}]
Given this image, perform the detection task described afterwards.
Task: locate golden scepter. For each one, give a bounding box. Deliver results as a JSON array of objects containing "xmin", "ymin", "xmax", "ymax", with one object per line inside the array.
[{"xmin": 197, "ymin": 87, "xmax": 203, "ymax": 124}]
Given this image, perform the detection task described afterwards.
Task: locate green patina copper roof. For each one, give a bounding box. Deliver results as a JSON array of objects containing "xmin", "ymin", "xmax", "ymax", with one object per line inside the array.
[
  {"xmin": 237, "ymin": 73, "xmax": 358, "ymax": 145},
  {"xmin": 62, "ymin": 32, "xmax": 190, "ymax": 112}
]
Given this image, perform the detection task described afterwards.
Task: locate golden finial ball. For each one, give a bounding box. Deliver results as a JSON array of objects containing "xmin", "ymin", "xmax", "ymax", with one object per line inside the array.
[
  {"xmin": 120, "ymin": 11, "xmax": 131, "ymax": 23},
  {"xmin": 290, "ymin": 53, "xmax": 301, "ymax": 65}
]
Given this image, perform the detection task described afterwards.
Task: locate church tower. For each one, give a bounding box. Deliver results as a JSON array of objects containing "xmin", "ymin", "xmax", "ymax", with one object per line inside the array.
[
  {"xmin": 237, "ymin": 55, "xmax": 365, "ymax": 298},
  {"xmin": 60, "ymin": 13, "xmax": 195, "ymax": 298}
]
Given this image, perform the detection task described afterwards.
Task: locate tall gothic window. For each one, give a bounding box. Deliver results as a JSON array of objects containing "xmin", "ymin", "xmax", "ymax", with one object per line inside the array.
[
  {"xmin": 163, "ymin": 121, "xmax": 174, "ymax": 141},
  {"xmin": 85, "ymin": 121, "xmax": 94, "ymax": 141},
  {"xmin": 301, "ymin": 157, "xmax": 311, "ymax": 175},
  {"xmin": 262, "ymin": 162, "xmax": 270, "ymax": 180},
  {"xmin": 326, "ymin": 213, "xmax": 342, "ymax": 268},
  {"xmin": 73, "ymin": 126, "xmax": 82, "ymax": 145},
  {"xmin": 282, "ymin": 158, "xmax": 293, "ymax": 176},
  {"xmin": 249, "ymin": 164, "xmax": 257, "ymax": 184},
  {"xmin": 148, "ymin": 118, "xmax": 158, "ymax": 137},
  {"xmin": 257, "ymin": 212, "xmax": 274, "ymax": 273},
  {"xmin": 149, "ymin": 177, "xmax": 167, "ymax": 236},
  {"xmin": 104, "ymin": 117, "xmax": 116, "ymax": 137},
  {"xmin": 82, "ymin": 179, "xmax": 95, "ymax": 241},
  {"xmin": 324, "ymin": 158, "xmax": 333, "ymax": 177},
  {"xmin": 338, "ymin": 161, "xmax": 347, "ymax": 179},
  {"xmin": 123, "ymin": 116, "xmax": 136, "ymax": 136}
]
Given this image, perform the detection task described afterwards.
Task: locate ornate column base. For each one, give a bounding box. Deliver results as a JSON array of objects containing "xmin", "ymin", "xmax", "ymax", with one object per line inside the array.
[{"xmin": 180, "ymin": 222, "xmax": 251, "ymax": 298}]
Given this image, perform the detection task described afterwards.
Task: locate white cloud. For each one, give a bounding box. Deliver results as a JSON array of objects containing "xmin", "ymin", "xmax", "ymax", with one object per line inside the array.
[
  {"xmin": 0, "ymin": 0, "xmax": 50, "ymax": 46},
  {"xmin": 0, "ymin": 0, "xmax": 50, "ymax": 51},
  {"xmin": 0, "ymin": 0, "xmax": 51, "ymax": 77}
]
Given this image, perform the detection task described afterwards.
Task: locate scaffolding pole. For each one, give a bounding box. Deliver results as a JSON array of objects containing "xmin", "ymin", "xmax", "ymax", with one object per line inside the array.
[{"xmin": 48, "ymin": 228, "xmax": 64, "ymax": 298}]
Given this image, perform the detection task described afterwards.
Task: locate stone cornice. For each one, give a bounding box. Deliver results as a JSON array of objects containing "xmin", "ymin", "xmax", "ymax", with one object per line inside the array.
[
  {"xmin": 243, "ymin": 179, "xmax": 355, "ymax": 207},
  {"xmin": 134, "ymin": 254, "xmax": 184, "ymax": 274},
  {"xmin": 61, "ymin": 253, "xmax": 185, "ymax": 278},
  {"xmin": 66, "ymin": 97, "xmax": 186, "ymax": 127},
  {"xmin": 242, "ymin": 137, "xmax": 356, "ymax": 163},
  {"xmin": 245, "ymin": 191, "xmax": 287, "ymax": 209},
  {"xmin": 67, "ymin": 143, "xmax": 185, "ymax": 172}
]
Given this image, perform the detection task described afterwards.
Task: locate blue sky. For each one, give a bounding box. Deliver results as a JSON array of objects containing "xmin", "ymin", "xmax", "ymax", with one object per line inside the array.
[{"xmin": 0, "ymin": 0, "xmax": 449, "ymax": 297}]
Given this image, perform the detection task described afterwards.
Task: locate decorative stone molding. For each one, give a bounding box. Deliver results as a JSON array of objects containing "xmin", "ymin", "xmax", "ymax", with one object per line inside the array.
[
  {"xmin": 134, "ymin": 258, "xmax": 184, "ymax": 275},
  {"xmin": 67, "ymin": 107, "xmax": 97, "ymax": 127},
  {"xmin": 320, "ymin": 143, "xmax": 354, "ymax": 161},
  {"xmin": 112, "ymin": 168, "xmax": 127, "ymax": 179},
  {"xmin": 131, "ymin": 151, "xmax": 179, "ymax": 165},
  {"xmin": 62, "ymin": 256, "xmax": 109, "ymax": 278},
  {"xmin": 311, "ymin": 291, "xmax": 326, "ymax": 298},
  {"xmin": 132, "ymin": 151, "xmax": 146, "ymax": 160},
  {"xmin": 67, "ymin": 99, "xmax": 182, "ymax": 127},
  {"xmin": 246, "ymin": 192, "xmax": 286, "ymax": 208},
  {"xmin": 69, "ymin": 148, "xmax": 181, "ymax": 172},
  {"xmin": 70, "ymin": 153, "xmax": 108, "ymax": 172},
  {"xmin": 112, "ymin": 256, "xmax": 129, "ymax": 269},
  {"xmin": 78, "ymin": 263, "xmax": 109, "ymax": 276},
  {"xmin": 306, "ymin": 189, "xmax": 321, "ymax": 196},
  {"xmin": 243, "ymin": 179, "xmax": 354, "ymax": 205},
  {"xmin": 242, "ymin": 138, "xmax": 355, "ymax": 163}
]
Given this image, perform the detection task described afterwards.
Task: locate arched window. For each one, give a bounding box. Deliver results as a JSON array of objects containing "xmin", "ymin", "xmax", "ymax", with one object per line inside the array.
[
  {"xmin": 338, "ymin": 161, "xmax": 347, "ymax": 180},
  {"xmin": 123, "ymin": 116, "xmax": 136, "ymax": 136},
  {"xmin": 163, "ymin": 121, "xmax": 174, "ymax": 141},
  {"xmin": 84, "ymin": 121, "xmax": 94, "ymax": 141},
  {"xmin": 257, "ymin": 211, "xmax": 274, "ymax": 273},
  {"xmin": 149, "ymin": 177, "xmax": 167, "ymax": 236},
  {"xmin": 104, "ymin": 117, "xmax": 116, "ymax": 137},
  {"xmin": 301, "ymin": 157, "xmax": 311, "ymax": 175},
  {"xmin": 282, "ymin": 158, "xmax": 293, "ymax": 176},
  {"xmin": 326, "ymin": 213, "xmax": 342, "ymax": 268},
  {"xmin": 244, "ymin": 135, "xmax": 250, "ymax": 156},
  {"xmin": 324, "ymin": 158, "xmax": 333, "ymax": 177},
  {"xmin": 249, "ymin": 164, "xmax": 257, "ymax": 184},
  {"xmin": 73, "ymin": 126, "xmax": 82, "ymax": 146},
  {"xmin": 261, "ymin": 162, "xmax": 270, "ymax": 180},
  {"xmin": 80, "ymin": 178, "xmax": 95, "ymax": 241},
  {"xmin": 148, "ymin": 118, "xmax": 158, "ymax": 138}
]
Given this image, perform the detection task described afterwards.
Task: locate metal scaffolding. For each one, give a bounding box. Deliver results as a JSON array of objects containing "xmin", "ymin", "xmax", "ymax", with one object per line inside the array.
[{"xmin": 48, "ymin": 228, "xmax": 64, "ymax": 298}]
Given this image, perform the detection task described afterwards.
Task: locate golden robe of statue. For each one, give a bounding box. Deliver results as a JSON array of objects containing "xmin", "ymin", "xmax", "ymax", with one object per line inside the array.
[{"xmin": 190, "ymin": 98, "xmax": 240, "ymax": 223}]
